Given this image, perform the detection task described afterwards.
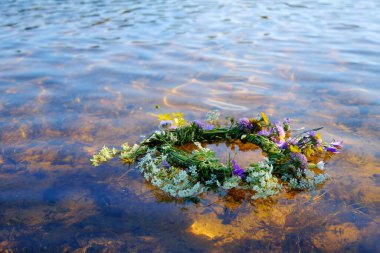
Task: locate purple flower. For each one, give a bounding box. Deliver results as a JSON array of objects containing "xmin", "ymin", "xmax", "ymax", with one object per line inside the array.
[
  {"xmin": 193, "ymin": 120, "xmax": 202, "ymax": 125},
  {"xmin": 160, "ymin": 120, "xmax": 174, "ymax": 129},
  {"xmin": 283, "ymin": 118, "xmax": 290, "ymax": 131},
  {"xmin": 193, "ymin": 120, "xmax": 214, "ymax": 130},
  {"xmin": 162, "ymin": 160, "xmax": 170, "ymax": 168},
  {"xmin": 231, "ymin": 159, "xmax": 245, "ymax": 178},
  {"xmin": 308, "ymin": 130, "xmax": 317, "ymax": 138},
  {"xmin": 275, "ymin": 122, "xmax": 285, "ymax": 138},
  {"xmin": 203, "ymin": 124, "xmax": 214, "ymax": 130},
  {"xmin": 257, "ymin": 129, "xmax": 273, "ymax": 137},
  {"xmin": 290, "ymin": 153, "xmax": 308, "ymax": 170},
  {"xmin": 325, "ymin": 146, "xmax": 339, "ymax": 153},
  {"xmin": 331, "ymin": 141, "xmax": 343, "ymax": 149},
  {"xmin": 238, "ymin": 118, "xmax": 252, "ymax": 130},
  {"xmin": 276, "ymin": 140, "xmax": 289, "ymax": 149},
  {"xmin": 288, "ymin": 138, "xmax": 297, "ymax": 146}
]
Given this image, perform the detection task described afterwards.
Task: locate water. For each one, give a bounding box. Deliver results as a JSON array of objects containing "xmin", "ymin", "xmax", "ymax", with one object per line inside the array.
[{"xmin": 1, "ymin": 0, "xmax": 379, "ymax": 251}]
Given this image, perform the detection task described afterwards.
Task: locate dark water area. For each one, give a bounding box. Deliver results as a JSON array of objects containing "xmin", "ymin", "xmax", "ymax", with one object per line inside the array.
[{"xmin": 1, "ymin": 0, "xmax": 380, "ymax": 252}]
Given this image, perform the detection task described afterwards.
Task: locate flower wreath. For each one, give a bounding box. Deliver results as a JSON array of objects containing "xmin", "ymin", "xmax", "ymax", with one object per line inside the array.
[{"xmin": 91, "ymin": 111, "xmax": 342, "ymax": 200}]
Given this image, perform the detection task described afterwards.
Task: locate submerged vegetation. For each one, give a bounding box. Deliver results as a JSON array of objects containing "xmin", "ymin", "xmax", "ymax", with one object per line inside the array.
[{"xmin": 92, "ymin": 111, "xmax": 342, "ymax": 200}]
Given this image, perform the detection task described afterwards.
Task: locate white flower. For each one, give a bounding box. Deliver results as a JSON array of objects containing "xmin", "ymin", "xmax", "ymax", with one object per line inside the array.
[{"xmin": 317, "ymin": 161, "xmax": 325, "ymax": 170}]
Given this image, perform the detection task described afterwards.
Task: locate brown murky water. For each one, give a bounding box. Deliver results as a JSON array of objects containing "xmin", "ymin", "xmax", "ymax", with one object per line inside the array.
[{"xmin": 1, "ymin": 0, "xmax": 379, "ymax": 252}]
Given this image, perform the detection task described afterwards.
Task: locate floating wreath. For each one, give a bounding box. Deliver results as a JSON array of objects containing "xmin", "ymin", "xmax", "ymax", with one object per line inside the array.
[{"xmin": 91, "ymin": 111, "xmax": 342, "ymax": 199}]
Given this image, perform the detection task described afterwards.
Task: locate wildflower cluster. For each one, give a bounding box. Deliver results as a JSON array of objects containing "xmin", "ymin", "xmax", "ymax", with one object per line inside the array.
[
  {"xmin": 157, "ymin": 112, "xmax": 186, "ymax": 129},
  {"xmin": 137, "ymin": 149, "xmax": 205, "ymax": 198},
  {"xmin": 91, "ymin": 112, "xmax": 342, "ymax": 200},
  {"xmin": 90, "ymin": 146, "xmax": 118, "ymax": 166}
]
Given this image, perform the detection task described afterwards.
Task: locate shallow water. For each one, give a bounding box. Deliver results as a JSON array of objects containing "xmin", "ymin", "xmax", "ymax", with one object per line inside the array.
[{"xmin": 1, "ymin": 0, "xmax": 380, "ymax": 252}]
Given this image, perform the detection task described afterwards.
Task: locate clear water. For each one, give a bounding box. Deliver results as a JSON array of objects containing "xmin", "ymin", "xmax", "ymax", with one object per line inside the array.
[{"xmin": 0, "ymin": 0, "xmax": 379, "ymax": 251}]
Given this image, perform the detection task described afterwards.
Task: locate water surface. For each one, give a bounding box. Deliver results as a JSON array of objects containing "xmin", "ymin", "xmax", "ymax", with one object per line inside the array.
[{"xmin": 1, "ymin": 0, "xmax": 380, "ymax": 252}]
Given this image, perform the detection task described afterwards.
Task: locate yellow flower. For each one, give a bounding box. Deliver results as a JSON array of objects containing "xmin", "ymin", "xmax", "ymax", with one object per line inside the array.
[
  {"xmin": 303, "ymin": 146, "xmax": 315, "ymax": 158},
  {"xmin": 315, "ymin": 132, "xmax": 322, "ymax": 140},
  {"xmin": 260, "ymin": 112, "xmax": 269, "ymax": 125},
  {"xmin": 157, "ymin": 112, "xmax": 187, "ymax": 127},
  {"xmin": 172, "ymin": 112, "xmax": 186, "ymax": 126},
  {"xmin": 158, "ymin": 113, "xmax": 172, "ymax": 121},
  {"xmin": 289, "ymin": 145, "xmax": 301, "ymax": 153}
]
